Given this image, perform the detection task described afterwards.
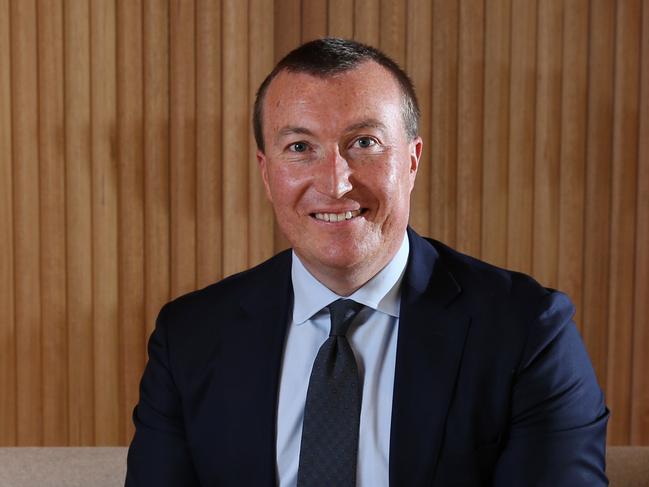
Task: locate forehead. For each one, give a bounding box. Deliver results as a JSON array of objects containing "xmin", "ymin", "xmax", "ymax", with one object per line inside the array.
[{"xmin": 262, "ymin": 61, "xmax": 404, "ymax": 137}]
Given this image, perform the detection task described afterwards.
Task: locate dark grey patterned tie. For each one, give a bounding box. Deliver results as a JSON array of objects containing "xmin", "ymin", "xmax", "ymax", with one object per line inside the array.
[{"xmin": 296, "ymin": 299, "xmax": 364, "ymax": 487}]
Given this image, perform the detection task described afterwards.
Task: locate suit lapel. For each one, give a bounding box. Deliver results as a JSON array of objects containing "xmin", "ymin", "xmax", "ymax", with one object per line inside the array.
[
  {"xmin": 389, "ymin": 229, "xmax": 471, "ymax": 486},
  {"xmin": 232, "ymin": 251, "xmax": 293, "ymax": 486}
]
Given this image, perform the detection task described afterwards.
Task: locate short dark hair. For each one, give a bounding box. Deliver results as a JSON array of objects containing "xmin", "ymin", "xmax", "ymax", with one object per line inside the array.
[{"xmin": 253, "ymin": 37, "xmax": 420, "ymax": 152}]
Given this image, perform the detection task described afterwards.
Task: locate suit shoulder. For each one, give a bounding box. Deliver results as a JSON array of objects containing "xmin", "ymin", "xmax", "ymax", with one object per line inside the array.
[
  {"xmin": 159, "ymin": 249, "xmax": 292, "ymax": 322},
  {"xmin": 424, "ymin": 237, "xmax": 577, "ymax": 357},
  {"xmin": 427, "ymin": 238, "xmax": 554, "ymax": 305}
]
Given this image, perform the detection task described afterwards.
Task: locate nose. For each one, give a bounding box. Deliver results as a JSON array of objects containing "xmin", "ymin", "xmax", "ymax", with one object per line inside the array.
[{"xmin": 314, "ymin": 147, "xmax": 353, "ymax": 199}]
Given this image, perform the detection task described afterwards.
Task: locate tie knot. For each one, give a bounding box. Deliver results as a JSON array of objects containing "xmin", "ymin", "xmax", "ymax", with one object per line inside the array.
[{"xmin": 327, "ymin": 299, "xmax": 364, "ymax": 337}]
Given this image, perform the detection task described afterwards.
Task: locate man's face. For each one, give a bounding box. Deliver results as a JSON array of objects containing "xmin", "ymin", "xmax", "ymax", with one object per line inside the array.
[{"xmin": 257, "ymin": 61, "xmax": 422, "ymax": 287}]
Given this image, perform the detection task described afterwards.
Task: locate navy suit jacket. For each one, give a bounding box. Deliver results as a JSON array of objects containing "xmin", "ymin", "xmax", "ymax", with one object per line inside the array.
[{"xmin": 126, "ymin": 228, "xmax": 608, "ymax": 486}]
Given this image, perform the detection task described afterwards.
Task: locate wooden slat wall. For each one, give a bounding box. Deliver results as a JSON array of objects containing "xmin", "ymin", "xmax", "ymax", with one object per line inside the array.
[
  {"xmin": 0, "ymin": 0, "xmax": 647, "ymax": 446},
  {"xmin": 40, "ymin": 0, "xmax": 67, "ymax": 446}
]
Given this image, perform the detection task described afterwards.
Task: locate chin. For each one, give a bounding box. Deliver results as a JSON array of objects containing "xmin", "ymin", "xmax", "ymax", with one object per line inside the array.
[
  {"xmin": 311, "ymin": 243, "xmax": 375, "ymax": 273},
  {"xmin": 294, "ymin": 242, "xmax": 354, "ymax": 268}
]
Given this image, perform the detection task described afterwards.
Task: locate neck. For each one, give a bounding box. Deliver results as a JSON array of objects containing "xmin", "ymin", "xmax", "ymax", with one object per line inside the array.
[
  {"xmin": 296, "ymin": 239, "xmax": 404, "ymax": 297},
  {"xmin": 303, "ymin": 265, "xmax": 380, "ymax": 297}
]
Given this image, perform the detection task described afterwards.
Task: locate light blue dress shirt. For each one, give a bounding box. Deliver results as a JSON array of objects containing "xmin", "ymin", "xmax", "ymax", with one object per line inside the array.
[{"xmin": 276, "ymin": 233, "xmax": 410, "ymax": 487}]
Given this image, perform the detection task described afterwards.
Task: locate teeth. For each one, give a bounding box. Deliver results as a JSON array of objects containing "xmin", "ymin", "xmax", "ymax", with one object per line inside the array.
[{"xmin": 314, "ymin": 210, "xmax": 361, "ymax": 222}]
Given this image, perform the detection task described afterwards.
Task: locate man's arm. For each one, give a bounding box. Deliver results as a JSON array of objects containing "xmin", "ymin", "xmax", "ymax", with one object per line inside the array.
[
  {"xmin": 493, "ymin": 291, "xmax": 609, "ymax": 486},
  {"xmin": 125, "ymin": 304, "xmax": 200, "ymax": 486}
]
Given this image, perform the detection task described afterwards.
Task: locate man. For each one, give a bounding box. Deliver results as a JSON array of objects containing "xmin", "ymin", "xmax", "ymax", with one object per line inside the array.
[{"xmin": 126, "ymin": 38, "xmax": 608, "ymax": 486}]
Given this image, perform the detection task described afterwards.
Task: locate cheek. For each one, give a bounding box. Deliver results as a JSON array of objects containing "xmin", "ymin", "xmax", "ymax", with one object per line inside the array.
[
  {"xmin": 268, "ymin": 166, "xmax": 309, "ymax": 205},
  {"xmin": 366, "ymin": 161, "xmax": 407, "ymax": 199}
]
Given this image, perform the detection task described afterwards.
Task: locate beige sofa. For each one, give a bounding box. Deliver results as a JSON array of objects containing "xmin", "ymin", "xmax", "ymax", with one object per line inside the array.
[
  {"xmin": 607, "ymin": 446, "xmax": 649, "ymax": 486},
  {"xmin": 0, "ymin": 446, "xmax": 647, "ymax": 486},
  {"xmin": 0, "ymin": 447, "xmax": 127, "ymax": 487}
]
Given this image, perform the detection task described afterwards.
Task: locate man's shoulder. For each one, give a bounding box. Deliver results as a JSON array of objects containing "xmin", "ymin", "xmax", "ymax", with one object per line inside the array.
[
  {"xmin": 159, "ymin": 248, "xmax": 292, "ymax": 321},
  {"xmin": 424, "ymin": 237, "xmax": 549, "ymax": 296},
  {"xmin": 413, "ymin": 234, "xmax": 565, "ymax": 317}
]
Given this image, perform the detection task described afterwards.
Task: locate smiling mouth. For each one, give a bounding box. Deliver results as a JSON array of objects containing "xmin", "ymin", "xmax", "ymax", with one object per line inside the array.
[{"xmin": 311, "ymin": 209, "xmax": 367, "ymax": 222}]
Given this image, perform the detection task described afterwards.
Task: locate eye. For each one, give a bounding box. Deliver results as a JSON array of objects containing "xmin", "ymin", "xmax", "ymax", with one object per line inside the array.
[
  {"xmin": 353, "ymin": 136, "xmax": 377, "ymax": 149},
  {"xmin": 288, "ymin": 141, "xmax": 309, "ymax": 153}
]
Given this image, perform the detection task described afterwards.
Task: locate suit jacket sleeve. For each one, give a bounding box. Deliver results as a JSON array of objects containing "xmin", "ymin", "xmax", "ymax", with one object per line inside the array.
[
  {"xmin": 125, "ymin": 303, "xmax": 200, "ymax": 487},
  {"xmin": 493, "ymin": 291, "xmax": 609, "ymax": 486}
]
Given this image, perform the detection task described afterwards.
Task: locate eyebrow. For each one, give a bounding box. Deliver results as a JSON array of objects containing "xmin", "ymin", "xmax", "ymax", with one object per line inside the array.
[
  {"xmin": 275, "ymin": 126, "xmax": 315, "ymax": 143},
  {"xmin": 275, "ymin": 119, "xmax": 388, "ymax": 143},
  {"xmin": 343, "ymin": 119, "xmax": 388, "ymax": 133}
]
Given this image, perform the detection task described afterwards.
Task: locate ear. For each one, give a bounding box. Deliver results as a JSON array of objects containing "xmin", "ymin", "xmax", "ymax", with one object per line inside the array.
[
  {"xmin": 408, "ymin": 136, "xmax": 423, "ymax": 190},
  {"xmin": 257, "ymin": 149, "xmax": 273, "ymax": 202}
]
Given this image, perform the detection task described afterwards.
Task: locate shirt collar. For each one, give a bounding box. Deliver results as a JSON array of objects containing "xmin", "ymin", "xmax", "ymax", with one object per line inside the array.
[{"xmin": 291, "ymin": 233, "xmax": 410, "ymax": 324}]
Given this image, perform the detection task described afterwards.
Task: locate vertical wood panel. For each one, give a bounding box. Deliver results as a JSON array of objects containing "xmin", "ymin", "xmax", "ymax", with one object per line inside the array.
[
  {"xmin": 222, "ymin": 0, "xmax": 249, "ymax": 276},
  {"xmin": 0, "ymin": 0, "xmax": 16, "ymax": 446},
  {"xmin": 143, "ymin": 0, "xmax": 170, "ymax": 336},
  {"xmin": 379, "ymin": 0, "xmax": 406, "ymax": 67},
  {"xmin": 558, "ymin": 0, "xmax": 588, "ymax": 332},
  {"xmin": 631, "ymin": 0, "xmax": 649, "ymax": 445},
  {"xmin": 456, "ymin": 0, "xmax": 484, "ymax": 257},
  {"xmin": 607, "ymin": 0, "xmax": 642, "ymax": 445},
  {"xmin": 354, "ymin": 0, "xmax": 380, "ymax": 45},
  {"xmin": 12, "ymin": 0, "xmax": 42, "ymax": 446},
  {"xmin": 507, "ymin": 0, "xmax": 536, "ymax": 274},
  {"xmin": 406, "ymin": 0, "xmax": 432, "ymax": 237},
  {"xmin": 38, "ymin": 0, "xmax": 67, "ymax": 445},
  {"xmin": 65, "ymin": 0, "xmax": 94, "ymax": 445},
  {"xmin": 3, "ymin": 0, "xmax": 649, "ymax": 448},
  {"xmin": 249, "ymin": 0, "xmax": 276, "ymax": 266},
  {"xmin": 328, "ymin": 0, "xmax": 353, "ymax": 38},
  {"xmin": 533, "ymin": 0, "xmax": 562, "ymax": 288},
  {"xmin": 170, "ymin": 0, "xmax": 196, "ymax": 296},
  {"xmin": 430, "ymin": 0, "xmax": 458, "ymax": 246},
  {"xmin": 302, "ymin": 0, "xmax": 326, "ymax": 41},
  {"xmin": 274, "ymin": 0, "xmax": 300, "ymax": 60},
  {"xmin": 196, "ymin": 0, "xmax": 221, "ymax": 287},
  {"xmin": 482, "ymin": 0, "xmax": 511, "ymax": 268},
  {"xmin": 91, "ymin": 0, "xmax": 120, "ymax": 445},
  {"xmin": 117, "ymin": 0, "xmax": 145, "ymax": 443},
  {"xmin": 582, "ymin": 0, "xmax": 615, "ymax": 392}
]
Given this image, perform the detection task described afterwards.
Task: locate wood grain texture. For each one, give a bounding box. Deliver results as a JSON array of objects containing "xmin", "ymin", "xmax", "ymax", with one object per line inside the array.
[
  {"xmin": 117, "ymin": 0, "xmax": 145, "ymax": 444},
  {"xmin": 222, "ymin": 0, "xmax": 249, "ymax": 276},
  {"xmin": 274, "ymin": 0, "xmax": 300, "ymax": 60},
  {"xmin": 379, "ymin": 0, "xmax": 406, "ymax": 67},
  {"xmin": 302, "ymin": 0, "xmax": 326, "ymax": 41},
  {"xmin": 64, "ymin": 0, "xmax": 94, "ymax": 445},
  {"xmin": 1, "ymin": 0, "xmax": 649, "ymax": 447},
  {"xmin": 430, "ymin": 0, "xmax": 458, "ymax": 247},
  {"xmin": 406, "ymin": 0, "xmax": 432, "ymax": 236},
  {"xmin": 91, "ymin": 0, "xmax": 120, "ymax": 445},
  {"xmin": 354, "ymin": 0, "xmax": 380, "ymax": 45},
  {"xmin": 533, "ymin": 0, "xmax": 562, "ymax": 288},
  {"xmin": 170, "ymin": 0, "xmax": 196, "ymax": 297},
  {"xmin": 631, "ymin": 0, "xmax": 649, "ymax": 445},
  {"xmin": 143, "ymin": 0, "xmax": 170, "ymax": 336},
  {"xmin": 196, "ymin": 0, "xmax": 221, "ymax": 288},
  {"xmin": 607, "ymin": 0, "xmax": 642, "ymax": 445},
  {"xmin": 328, "ymin": 0, "xmax": 353, "ymax": 38},
  {"xmin": 507, "ymin": 0, "xmax": 537, "ymax": 275},
  {"xmin": 482, "ymin": 0, "xmax": 511, "ymax": 268},
  {"xmin": 12, "ymin": 0, "xmax": 43, "ymax": 446},
  {"xmin": 38, "ymin": 0, "xmax": 68, "ymax": 446},
  {"xmin": 0, "ymin": 0, "xmax": 16, "ymax": 446},
  {"xmin": 558, "ymin": 0, "xmax": 588, "ymax": 332},
  {"xmin": 249, "ymin": 0, "xmax": 276, "ymax": 266},
  {"xmin": 582, "ymin": 0, "xmax": 615, "ymax": 396},
  {"xmin": 456, "ymin": 0, "xmax": 484, "ymax": 257}
]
